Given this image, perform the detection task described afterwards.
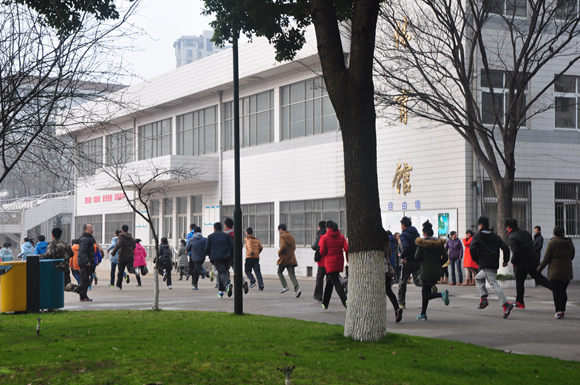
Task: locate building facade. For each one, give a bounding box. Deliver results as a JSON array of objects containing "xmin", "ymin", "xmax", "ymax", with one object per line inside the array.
[{"xmin": 173, "ymin": 31, "xmax": 230, "ymax": 68}]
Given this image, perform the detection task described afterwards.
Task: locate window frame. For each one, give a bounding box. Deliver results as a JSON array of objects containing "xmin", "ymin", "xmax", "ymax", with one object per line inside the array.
[
  {"xmin": 224, "ymin": 90, "xmax": 275, "ymax": 150},
  {"xmin": 480, "ymin": 70, "xmax": 528, "ymax": 127},
  {"xmin": 221, "ymin": 203, "xmax": 275, "ymax": 246},
  {"xmin": 554, "ymin": 74, "xmax": 579, "ymax": 129},
  {"xmin": 77, "ymin": 137, "xmax": 103, "ymax": 177},
  {"xmin": 482, "ymin": 180, "xmax": 531, "ymax": 232},
  {"xmin": 555, "ymin": 182, "xmax": 580, "ymax": 237},
  {"xmin": 106, "ymin": 129, "xmax": 133, "ymax": 166},
  {"xmin": 138, "ymin": 118, "xmax": 172, "ymax": 160},
  {"xmin": 176, "ymin": 106, "xmax": 218, "ymax": 156}
]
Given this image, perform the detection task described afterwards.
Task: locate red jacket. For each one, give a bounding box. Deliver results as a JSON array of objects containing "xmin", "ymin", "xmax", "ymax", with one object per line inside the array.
[{"xmin": 319, "ymin": 228, "xmax": 348, "ymax": 273}]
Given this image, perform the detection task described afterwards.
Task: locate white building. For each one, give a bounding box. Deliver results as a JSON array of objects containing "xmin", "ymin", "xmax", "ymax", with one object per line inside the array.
[
  {"xmin": 173, "ymin": 31, "xmax": 230, "ymax": 68},
  {"xmin": 73, "ymin": 26, "xmax": 580, "ymax": 279}
]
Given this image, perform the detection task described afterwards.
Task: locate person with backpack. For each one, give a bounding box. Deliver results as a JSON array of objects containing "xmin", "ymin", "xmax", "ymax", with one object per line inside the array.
[
  {"xmin": 187, "ymin": 226, "xmax": 213, "ymax": 290},
  {"xmin": 312, "ymin": 221, "xmax": 327, "ymax": 302},
  {"xmin": 157, "ymin": 237, "xmax": 173, "ymax": 289},
  {"xmin": 177, "ymin": 239, "xmax": 190, "ymax": 281}
]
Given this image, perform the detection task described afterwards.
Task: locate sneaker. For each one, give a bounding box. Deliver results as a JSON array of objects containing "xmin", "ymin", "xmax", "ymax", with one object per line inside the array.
[
  {"xmin": 137, "ymin": 284, "xmax": 142, "ymax": 287},
  {"xmin": 395, "ymin": 308, "xmax": 403, "ymax": 323},
  {"xmin": 280, "ymin": 286, "xmax": 289, "ymax": 294},
  {"xmin": 417, "ymin": 314, "xmax": 428, "ymax": 321},
  {"xmin": 321, "ymin": 303, "xmax": 327, "ymax": 310},
  {"xmin": 243, "ymin": 281, "xmax": 249, "ymax": 294},
  {"xmin": 192, "ymin": 285, "xmax": 198, "ymax": 290},
  {"xmin": 344, "ymin": 300, "xmax": 347, "ymax": 308},
  {"xmin": 88, "ymin": 286, "xmax": 91, "ymax": 291},
  {"xmin": 477, "ymin": 297, "xmax": 489, "ymax": 309},
  {"xmin": 209, "ymin": 271, "xmax": 214, "ymax": 282},
  {"xmin": 214, "ymin": 283, "xmax": 219, "ymax": 289},
  {"xmin": 227, "ymin": 283, "xmax": 233, "ymax": 297},
  {"xmin": 108, "ymin": 284, "xmax": 115, "ymax": 288},
  {"xmin": 178, "ymin": 278, "xmax": 183, "ymax": 281},
  {"xmin": 125, "ymin": 274, "xmax": 130, "ymax": 284},
  {"xmin": 162, "ymin": 272, "xmax": 167, "ymax": 282},
  {"xmin": 80, "ymin": 298, "xmax": 93, "ymax": 302},
  {"xmin": 515, "ymin": 302, "xmax": 525, "ymax": 309},
  {"xmin": 168, "ymin": 285, "xmax": 172, "ymax": 290},
  {"xmin": 555, "ymin": 312, "xmax": 564, "ymax": 319},
  {"xmin": 441, "ymin": 290, "xmax": 450, "ymax": 306},
  {"xmin": 116, "ymin": 286, "xmax": 122, "ymax": 290},
  {"xmin": 186, "ymin": 275, "xmax": 190, "ymax": 281},
  {"xmin": 250, "ymin": 282, "xmax": 257, "ymax": 289},
  {"xmin": 398, "ymin": 302, "xmax": 406, "ymax": 309},
  {"xmin": 503, "ymin": 302, "xmax": 515, "ymax": 319},
  {"xmin": 313, "ymin": 296, "xmax": 322, "ymax": 303},
  {"xmin": 431, "ymin": 285, "xmax": 438, "ymax": 293},
  {"xmin": 217, "ymin": 291, "xmax": 224, "ymax": 298},
  {"xmin": 295, "ymin": 289, "xmax": 302, "ymax": 298},
  {"xmin": 93, "ymin": 274, "xmax": 98, "ymax": 285},
  {"xmin": 259, "ymin": 286, "xmax": 264, "ymax": 291}
]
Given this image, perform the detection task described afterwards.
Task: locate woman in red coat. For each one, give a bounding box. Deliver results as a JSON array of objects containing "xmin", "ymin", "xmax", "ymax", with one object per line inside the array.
[
  {"xmin": 463, "ymin": 230, "xmax": 478, "ymax": 286},
  {"xmin": 319, "ymin": 220, "xmax": 348, "ymax": 310}
]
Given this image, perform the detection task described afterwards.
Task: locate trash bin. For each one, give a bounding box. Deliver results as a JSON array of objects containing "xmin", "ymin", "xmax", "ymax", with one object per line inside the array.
[
  {"xmin": 0, "ymin": 261, "xmax": 27, "ymax": 312},
  {"xmin": 39, "ymin": 259, "xmax": 64, "ymax": 310}
]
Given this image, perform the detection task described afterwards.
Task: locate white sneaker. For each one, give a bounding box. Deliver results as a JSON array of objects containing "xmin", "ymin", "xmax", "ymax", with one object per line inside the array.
[
  {"xmin": 295, "ymin": 289, "xmax": 302, "ymax": 298},
  {"xmin": 167, "ymin": 285, "xmax": 172, "ymax": 290},
  {"xmin": 280, "ymin": 287, "xmax": 289, "ymax": 294}
]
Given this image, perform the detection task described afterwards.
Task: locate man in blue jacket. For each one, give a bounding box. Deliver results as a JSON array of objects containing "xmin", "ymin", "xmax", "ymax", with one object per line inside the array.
[
  {"xmin": 397, "ymin": 216, "xmax": 421, "ymax": 308},
  {"xmin": 205, "ymin": 222, "xmax": 234, "ymax": 298},
  {"xmin": 187, "ymin": 226, "xmax": 213, "ymax": 290}
]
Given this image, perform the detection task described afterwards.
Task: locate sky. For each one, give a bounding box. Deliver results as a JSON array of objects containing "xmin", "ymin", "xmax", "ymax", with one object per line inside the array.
[{"xmin": 122, "ymin": 0, "xmax": 214, "ymax": 83}]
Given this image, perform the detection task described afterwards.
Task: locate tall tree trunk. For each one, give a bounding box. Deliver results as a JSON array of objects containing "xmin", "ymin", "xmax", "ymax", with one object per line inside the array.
[
  {"xmin": 491, "ymin": 175, "xmax": 514, "ymax": 241},
  {"xmin": 152, "ymin": 268, "xmax": 160, "ymax": 310}
]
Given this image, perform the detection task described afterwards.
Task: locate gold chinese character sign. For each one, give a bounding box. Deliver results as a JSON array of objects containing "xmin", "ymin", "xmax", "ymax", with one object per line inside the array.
[
  {"xmin": 394, "ymin": 17, "xmax": 411, "ymax": 50},
  {"xmin": 392, "ymin": 162, "xmax": 412, "ymax": 195},
  {"xmin": 394, "ymin": 91, "xmax": 408, "ymax": 124}
]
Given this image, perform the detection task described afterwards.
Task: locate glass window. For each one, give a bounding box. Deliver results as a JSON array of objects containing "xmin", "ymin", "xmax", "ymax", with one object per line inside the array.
[
  {"xmin": 279, "ymin": 197, "xmax": 347, "ymax": 247},
  {"xmin": 177, "ymin": 106, "xmax": 217, "ymax": 155},
  {"xmin": 75, "ymin": 215, "xmax": 103, "ymax": 244},
  {"xmin": 483, "ymin": 180, "xmax": 531, "ymax": 232},
  {"xmin": 138, "ymin": 118, "xmax": 172, "ymax": 160},
  {"xmin": 481, "ymin": 70, "xmax": 527, "ymax": 127},
  {"xmin": 77, "ymin": 137, "xmax": 102, "ymax": 177},
  {"xmin": 106, "ymin": 130, "xmax": 133, "ymax": 165},
  {"xmin": 555, "ymin": 183, "xmax": 580, "ymax": 236},
  {"xmin": 163, "ymin": 198, "xmax": 173, "ymax": 240},
  {"xmin": 554, "ymin": 75, "xmax": 579, "ymax": 129},
  {"xmin": 105, "ymin": 213, "xmax": 134, "ymax": 242},
  {"xmin": 280, "ymin": 77, "xmax": 339, "ymax": 140},
  {"xmin": 221, "ymin": 203, "xmax": 275, "ymax": 246},
  {"xmin": 556, "ymin": 0, "xmax": 578, "ymax": 20},
  {"xmin": 224, "ymin": 90, "xmax": 274, "ymax": 150},
  {"xmin": 485, "ymin": 0, "xmax": 527, "ymax": 16}
]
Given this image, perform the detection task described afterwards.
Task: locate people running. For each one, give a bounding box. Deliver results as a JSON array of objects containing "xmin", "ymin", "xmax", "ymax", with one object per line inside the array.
[
  {"xmin": 277, "ymin": 224, "xmax": 301, "ymax": 298},
  {"xmin": 34, "ymin": 235, "xmax": 48, "ymax": 255},
  {"xmin": 383, "ymin": 228, "xmax": 402, "ymax": 322},
  {"xmin": 157, "ymin": 237, "xmax": 173, "ymax": 289},
  {"xmin": 319, "ymin": 220, "xmax": 348, "ymax": 309},
  {"xmin": 415, "ymin": 221, "xmax": 449, "ymax": 320},
  {"xmin": 462, "ymin": 230, "xmax": 477, "ymax": 286},
  {"xmin": 446, "ymin": 231, "xmax": 463, "ymax": 285},
  {"xmin": 111, "ymin": 225, "xmax": 136, "ymax": 290},
  {"xmin": 17, "ymin": 238, "xmax": 34, "ymax": 261},
  {"xmin": 133, "ymin": 239, "xmax": 147, "ymax": 287},
  {"xmin": 312, "ymin": 221, "xmax": 327, "ymax": 302},
  {"xmin": 187, "ymin": 226, "xmax": 213, "ymax": 290},
  {"xmin": 205, "ymin": 222, "xmax": 234, "ymax": 297},
  {"xmin": 177, "ymin": 239, "xmax": 190, "ymax": 281},
  {"xmin": 398, "ymin": 216, "xmax": 421, "ymax": 309},
  {"xmin": 470, "ymin": 216, "xmax": 515, "ymax": 319},
  {"xmin": 505, "ymin": 218, "xmax": 552, "ymax": 309},
  {"xmin": 244, "ymin": 227, "xmax": 264, "ymax": 291},
  {"xmin": 537, "ymin": 226, "xmax": 575, "ymax": 319}
]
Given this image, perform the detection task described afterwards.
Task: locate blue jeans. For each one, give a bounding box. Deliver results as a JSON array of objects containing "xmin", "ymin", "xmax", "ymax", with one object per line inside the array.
[
  {"xmin": 450, "ymin": 259, "xmax": 463, "ymax": 284},
  {"xmin": 244, "ymin": 258, "xmax": 264, "ymax": 287}
]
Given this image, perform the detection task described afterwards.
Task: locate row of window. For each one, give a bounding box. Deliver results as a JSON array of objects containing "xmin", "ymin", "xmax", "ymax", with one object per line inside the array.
[{"xmin": 485, "ymin": 0, "xmax": 577, "ymax": 19}]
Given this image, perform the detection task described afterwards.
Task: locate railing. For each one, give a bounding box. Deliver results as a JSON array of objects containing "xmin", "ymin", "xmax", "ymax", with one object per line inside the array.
[
  {"xmin": 0, "ymin": 190, "xmax": 74, "ymax": 212},
  {"xmin": 0, "ymin": 211, "xmax": 22, "ymax": 225}
]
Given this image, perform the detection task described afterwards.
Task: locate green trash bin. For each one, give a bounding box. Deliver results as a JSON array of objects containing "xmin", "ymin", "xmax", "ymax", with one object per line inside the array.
[{"xmin": 39, "ymin": 259, "xmax": 64, "ymax": 310}]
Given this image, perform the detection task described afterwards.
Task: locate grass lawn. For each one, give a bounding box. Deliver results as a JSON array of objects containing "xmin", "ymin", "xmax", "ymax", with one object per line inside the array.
[{"xmin": 0, "ymin": 310, "xmax": 578, "ymax": 384}]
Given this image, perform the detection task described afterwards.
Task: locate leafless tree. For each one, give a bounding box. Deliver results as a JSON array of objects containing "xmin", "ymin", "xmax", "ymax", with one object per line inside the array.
[{"xmin": 375, "ymin": 0, "xmax": 580, "ymax": 235}]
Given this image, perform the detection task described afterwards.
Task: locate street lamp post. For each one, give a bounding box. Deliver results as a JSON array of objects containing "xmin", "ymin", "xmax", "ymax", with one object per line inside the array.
[{"xmin": 233, "ymin": 31, "xmax": 243, "ymax": 315}]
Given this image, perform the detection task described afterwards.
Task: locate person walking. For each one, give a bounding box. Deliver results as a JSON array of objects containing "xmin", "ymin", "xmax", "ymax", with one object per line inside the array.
[
  {"xmin": 205, "ymin": 222, "xmax": 234, "ymax": 297},
  {"xmin": 319, "ymin": 221, "xmax": 348, "ymax": 309},
  {"xmin": 397, "ymin": 216, "xmax": 421, "ymax": 309},
  {"xmin": 537, "ymin": 226, "xmax": 575, "ymax": 319},
  {"xmin": 463, "ymin": 230, "xmax": 478, "ymax": 286},
  {"xmin": 470, "ymin": 217, "xmax": 515, "ymax": 319},
  {"xmin": 446, "ymin": 231, "xmax": 463, "ymax": 285},
  {"xmin": 390, "ymin": 232, "xmax": 401, "ymax": 283},
  {"xmin": 244, "ymin": 227, "xmax": 264, "ymax": 291},
  {"xmin": 17, "ymin": 238, "xmax": 34, "ymax": 261},
  {"xmin": 383, "ymin": 229, "xmax": 403, "ymax": 322},
  {"xmin": 533, "ymin": 226, "xmax": 544, "ymax": 260},
  {"xmin": 277, "ymin": 224, "xmax": 301, "ymax": 298},
  {"xmin": 39, "ymin": 227, "xmax": 78, "ymax": 293},
  {"xmin": 312, "ymin": 221, "xmax": 327, "ymax": 302},
  {"xmin": 77, "ymin": 224, "xmax": 96, "ymax": 302},
  {"xmin": 157, "ymin": 237, "xmax": 173, "ymax": 289},
  {"xmin": 111, "ymin": 225, "xmax": 135, "ymax": 290},
  {"xmin": 415, "ymin": 221, "xmax": 450, "ymax": 320},
  {"xmin": 187, "ymin": 226, "xmax": 213, "ymax": 290},
  {"xmin": 34, "ymin": 235, "xmax": 48, "ymax": 255},
  {"xmin": 133, "ymin": 239, "xmax": 147, "ymax": 287},
  {"xmin": 107, "ymin": 230, "xmax": 127, "ymax": 288},
  {"xmin": 0, "ymin": 243, "xmax": 13, "ymax": 262},
  {"xmin": 177, "ymin": 239, "xmax": 189, "ymax": 281}
]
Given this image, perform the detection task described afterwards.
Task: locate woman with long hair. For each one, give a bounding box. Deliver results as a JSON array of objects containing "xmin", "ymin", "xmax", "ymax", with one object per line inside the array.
[{"xmin": 463, "ymin": 230, "xmax": 478, "ymax": 285}]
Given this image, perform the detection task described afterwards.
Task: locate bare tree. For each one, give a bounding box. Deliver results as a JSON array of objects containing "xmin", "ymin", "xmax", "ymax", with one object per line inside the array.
[{"xmin": 375, "ymin": 0, "xmax": 580, "ymax": 235}]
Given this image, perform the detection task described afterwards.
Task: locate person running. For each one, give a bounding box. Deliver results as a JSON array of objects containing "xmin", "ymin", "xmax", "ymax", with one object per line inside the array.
[
  {"xmin": 34, "ymin": 235, "xmax": 48, "ymax": 255},
  {"xmin": 157, "ymin": 237, "xmax": 173, "ymax": 289},
  {"xmin": 537, "ymin": 226, "xmax": 575, "ymax": 319},
  {"xmin": 70, "ymin": 239, "xmax": 81, "ymax": 284},
  {"xmin": 383, "ymin": 228, "xmax": 402, "ymax": 322},
  {"xmin": 107, "ymin": 230, "xmax": 127, "ymax": 288},
  {"xmin": 319, "ymin": 221, "xmax": 347, "ymax": 309},
  {"xmin": 133, "ymin": 239, "xmax": 147, "ymax": 287},
  {"xmin": 446, "ymin": 231, "xmax": 463, "ymax": 285},
  {"xmin": 397, "ymin": 216, "xmax": 421, "ymax": 309},
  {"xmin": 312, "ymin": 221, "xmax": 327, "ymax": 302},
  {"xmin": 470, "ymin": 216, "xmax": 515, "ymax": 319},
  {"xmin": 39, "ymin": 227, "xmax": 78, "ymax": 293},
  {"xmin": 17, "ymin": 238, "xmax": 34, "ymax": 261},
  {"xmin": 187, "ymin": 226, "xmax": 213, "ymax": 290},
  {"xmin": 463, "ymin": 230, "xmax": 478, "ymax": 286},
  {"xmin": 415, "ymin": 221, "xmax": 449, "ymax": 321},
  {"xmin": 205, "ymin": 222, "xmax": 234, "ymax": 297},
  {"xmin": 177, "ymin": 239, "xmax": 190, "ymax": 281},
  {"xmin": 111, "ymin": 225, "xmax": 135, "ymax": 290},
  {"xmin": 244, "ymin": 227, "xmax": 264, "ymax": 291},
  {"xmin": 224, "ymin": 217, "xmax": 249, "ymax": 294},
  {"xmin": 0, "ymin": 243, "xmax": 13, "ymax": 262},
  {"xmin": 277, "ymin": 224, "xmax": 301, "ymax": 298}
]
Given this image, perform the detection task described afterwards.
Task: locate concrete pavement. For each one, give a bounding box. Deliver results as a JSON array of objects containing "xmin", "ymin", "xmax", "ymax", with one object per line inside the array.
[{"xmin": 63, "ymin": 271, "xmax": 580, "ymax": 362}]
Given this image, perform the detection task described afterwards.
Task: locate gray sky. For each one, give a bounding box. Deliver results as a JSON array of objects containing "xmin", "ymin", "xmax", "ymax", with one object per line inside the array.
[{"xmin": 123, "ymin": 0, "xmax": 213, "ymax": 83}]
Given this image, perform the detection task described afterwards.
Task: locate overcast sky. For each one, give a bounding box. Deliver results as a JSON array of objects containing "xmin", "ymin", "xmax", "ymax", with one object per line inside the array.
[{"xmin": 122, "ymin": 0, "xmax": 214, "ymax": 83}]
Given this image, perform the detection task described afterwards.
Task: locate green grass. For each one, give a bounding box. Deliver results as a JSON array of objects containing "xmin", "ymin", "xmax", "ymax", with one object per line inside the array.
[{"xmin": 0, "ymin": 311, "xmax": 578, "ymax": 384}]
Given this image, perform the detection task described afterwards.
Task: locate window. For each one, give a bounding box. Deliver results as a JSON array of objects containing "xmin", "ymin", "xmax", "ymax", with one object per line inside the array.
[
  {"xmin": 177, "ymin": 196, "xmax": 188, "ymax": 239},
  {"xmin": 191, "ymin": 195, "xmax": 203, "ymax": 230},
  {"xmin": 555, "ymin": 183, "xmax": 580, "ymax": 236},
  {"xmin": 184, "ymin": 40, "xmax": 194, "ymax": 46},
  {"xmin": 280, "ymin": 77, "xmax": 339, "ymax": 140},
  {"xmin": 224, "ymin": 90, "xmax": 275, "ymax": 150},
  {"xmin": 222, "ymin": 203, "xmax": 275, "ymax": 246},
  {"xmin": 138, "ymin": 118, "xmax": 172, "ymax": 160},
  {"xmin": 481, "ymin": 70, "xmax": 527, "ymax": 126},
  {"xmin": 164, "ymin": 198, "xmax": 173, "ymax": 240},
  {"xmin": 554, "ymin": 75, "xmax": 579, "ymax": 129},
  {"xmin": 75, "ymin": 215, "xmax": 103, "ymax": 244},
  {"xmin": 106, "ymin": 130, "xmax": 133, "ymax": 165},
  {"xmin": 105, "ymin": 213, "xmax": 134, "ymax": 242},
  {"xmin": 556, "ymin": 0, "xmax": 578, "ymax": 20},
  {"xmin": 279, "ymin": 198, "xmax": 347, "ymax": 247},
  {"xmin": 177, "ymin": 106, "xmax": 217, "ymax": 156},
  {"xmin": 206, "ymin": 39, "xmax": 213, "ymax": 51},
  {"xmin": 485, "ymin": 0, "xmax": 527, "ymax": 17},
  {"xmin": 483, "ymin": 180, "xmax": 531, "ymax": 232},
  {"xmin": 77, "ymin": 137, "xmax": 102, "ymax": 177},
  {"xmin": 186, "ymin": 49, "xmax": 193, "ymax": 57},
  {"xmin": 149, "ymin": 199, "xmax": 160, "ymax": 242}
]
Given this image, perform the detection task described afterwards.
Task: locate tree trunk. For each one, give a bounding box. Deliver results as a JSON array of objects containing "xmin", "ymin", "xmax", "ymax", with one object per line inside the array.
[
  {"xmin": 344, "ymin": 250, "xmax": 387, "ymax": 341},
  {"xmin": 491, "ymin": 177, "xmax": 514, "ymax": 241},
  {"xmin": 152, "ymin": 268, "xmax": 160, "ymax": 310}
]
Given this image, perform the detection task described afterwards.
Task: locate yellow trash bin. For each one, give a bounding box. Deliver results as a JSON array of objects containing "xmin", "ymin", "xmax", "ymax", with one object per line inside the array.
[{"xmin": 0, "ymin": 261, "xmax": 27, "ymax": 312}]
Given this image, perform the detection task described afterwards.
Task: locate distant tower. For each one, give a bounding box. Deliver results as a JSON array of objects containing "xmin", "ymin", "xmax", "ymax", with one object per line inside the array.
[{"xmin": 173, "ymin": 30, "xmax": 230, "ymax": 68}]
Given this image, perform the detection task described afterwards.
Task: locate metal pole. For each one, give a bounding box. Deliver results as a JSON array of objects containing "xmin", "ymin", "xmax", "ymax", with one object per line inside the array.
[{"xmin": 233, "ymin": 31, "xmax": 243, "ymax": 315}]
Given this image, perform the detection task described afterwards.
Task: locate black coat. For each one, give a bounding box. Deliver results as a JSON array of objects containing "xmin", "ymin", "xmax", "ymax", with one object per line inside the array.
[
  {"xmin": 470, "ymin": 228, "xmax": 510, "ymax": 270},
  {"xmin": 205, "ymin": 230, "xmax": 234, "ymax": 262},
  {"xmin": 78, "ymin": 232, "xmax": 95, "ymax": 267},
  {"xmin": 158, "ymin": 243, "xmax": 173, "ymax": 270},
  {"xmin": 533, "ymin": 233, "xmax": 544, "ymax": 260},
  {"xmin": 508, "ymin": 227, "xmax": 539, "ymax": 269},
  {"xmin": 400, "ymin": 226, "xmax": 420, "ymax": 263}
]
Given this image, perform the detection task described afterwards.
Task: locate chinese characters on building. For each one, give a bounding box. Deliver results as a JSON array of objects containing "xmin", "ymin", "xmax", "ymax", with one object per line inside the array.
[{"xmin": 392, "ymin": 162, "xmax": 412, "ymax": 196}]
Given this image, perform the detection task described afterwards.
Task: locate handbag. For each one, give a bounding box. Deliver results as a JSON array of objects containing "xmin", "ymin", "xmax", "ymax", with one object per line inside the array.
[
  {"xmin": 141, "ymin": 265, "xmax": 149, "ymax": 276},
  {"xmin": 386, "ymin": 264, "xmax": 395, "ymax": 277}
]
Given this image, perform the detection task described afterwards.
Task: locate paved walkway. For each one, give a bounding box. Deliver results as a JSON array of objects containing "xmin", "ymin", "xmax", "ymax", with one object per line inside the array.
[{"xmin": 61, "ymin": 272, "xmax": 580, "ymax": 362}]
